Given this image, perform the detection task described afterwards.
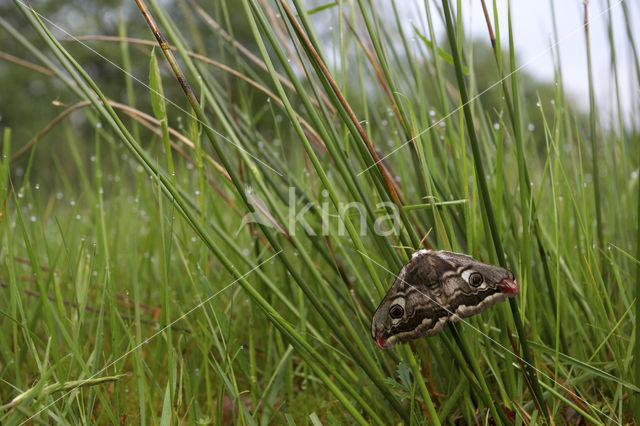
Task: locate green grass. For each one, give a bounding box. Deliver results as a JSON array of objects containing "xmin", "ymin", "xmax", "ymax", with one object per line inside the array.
[{"xmin": 1, "ymin": 0, "xmax": 639, "ymax": 424}]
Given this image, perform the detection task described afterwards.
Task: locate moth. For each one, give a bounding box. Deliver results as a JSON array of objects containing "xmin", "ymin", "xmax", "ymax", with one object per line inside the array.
[{"xmin": 371, "ymin": 250, "xmax": 519, "ymax": 349}]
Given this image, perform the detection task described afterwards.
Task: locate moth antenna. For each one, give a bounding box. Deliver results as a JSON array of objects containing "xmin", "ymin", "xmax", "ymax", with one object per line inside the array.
[
  {"xmin": 392, "ymin": 245, "xmax": 416, "ymax": 251},
  {"xmin": 419, "ymin": 228, "xmax": 433, "ymax": 248}
]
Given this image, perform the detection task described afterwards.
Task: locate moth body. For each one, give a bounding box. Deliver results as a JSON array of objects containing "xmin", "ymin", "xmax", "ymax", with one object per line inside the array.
[{"xmin": 371, "ymin": 250, "xmax": 519, "ymax": 349}]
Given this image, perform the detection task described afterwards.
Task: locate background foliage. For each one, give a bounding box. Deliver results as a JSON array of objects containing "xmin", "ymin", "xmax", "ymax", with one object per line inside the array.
[{"xmin": 0, "ymin": 0, "xmax": 639, "ymax": 424}]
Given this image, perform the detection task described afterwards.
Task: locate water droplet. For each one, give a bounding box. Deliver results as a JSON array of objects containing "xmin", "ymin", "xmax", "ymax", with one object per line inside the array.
[
  {"xmin": 90, "ymin": 155, "xmax": 96, "ymax": 162},
  {"xmin": 56, "ymin": 192, "xmax": 63, "ymax": 200},
  {"xmin": 29, "ymin": 216, "xmax": 36, "ymax": 222},
  {"xmin": 70, "ymin": 200, "xmax": 76, "ymax": 206},
  {"xmin": 536, "ymin": 101, "xmax": 541, "ymax": 107},
  {"xmin": 96, "ymin": 122, "xmax": 102, "ymax": 128},
  {"xmin": 493, "ymin": 122, "xmax": 500, "ymax": 130},
  {"xmin": 76, "ymin": 214, "xmax": 81, "ymax": 220},
  {"xmin": 527, "ymin": 123, "xmax": 535, "ymax": 131}
]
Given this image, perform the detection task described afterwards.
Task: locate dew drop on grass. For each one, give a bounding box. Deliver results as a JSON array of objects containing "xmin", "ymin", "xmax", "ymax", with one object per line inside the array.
[
  {"xmin": 56, "ymin": 192, "xmax": 63, "ymax": 200},
  {"xmin": 76, "ymin": 214, "xmax": 81, "ymax": 220},
  {"xmin": 96, "ymin": 122, "xmax": 102, "ymax": 129},
  {"xmin": 527, "ymin": 123, "xmax": 535, "ymax": 131},
  {"xmin": 34, "ymin": 184, "xmax": 39, "ymax": 190},
  {"xmin": 194, "ymin": 190, "xmax": 200, "ymax": 195},
  {"xmin": 30, "ymin": 216, "xmax": 36, "ymax": 222},
  {"xmin": 90, "ymin": 155, "xmax": 96, "ymax": 162},
  {"xmin": 551, "ymin": 99, "xmax": 555, "ymax": 105},
  {"xmin": 429, "ymin": 109, "xmax": 435, "ymax": 117},
  {"xmin": 191, "ymin": 237, "xmax": 197, "ymax": 242},
  {"xmin": 17, "ymin": 192, "xmax": 23, "ymax": 198},
  {"xmin": 493, "ymin": 122, "xmax": 500, "ymax": 130},
  {"xmin": 536, "ymin": 101, "xmax": 541, "ymax": 107}
]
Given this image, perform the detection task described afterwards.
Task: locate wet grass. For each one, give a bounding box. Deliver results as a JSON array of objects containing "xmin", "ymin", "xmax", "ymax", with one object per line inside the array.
[{"xmin": 1, "ymin": 0, "xmax": 639, "ymax": 423}]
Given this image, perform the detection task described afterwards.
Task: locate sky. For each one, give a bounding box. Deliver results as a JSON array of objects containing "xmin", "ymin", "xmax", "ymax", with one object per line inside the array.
[{"xmin": 404, "ymin": 0, "xmax": 640, "ymax": 123}]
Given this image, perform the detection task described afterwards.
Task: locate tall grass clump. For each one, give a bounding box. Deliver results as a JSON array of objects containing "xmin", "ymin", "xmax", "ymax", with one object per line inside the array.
[{"xmin": 0, "ymin": 0, "xmax": 639, "ymax": 424}]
